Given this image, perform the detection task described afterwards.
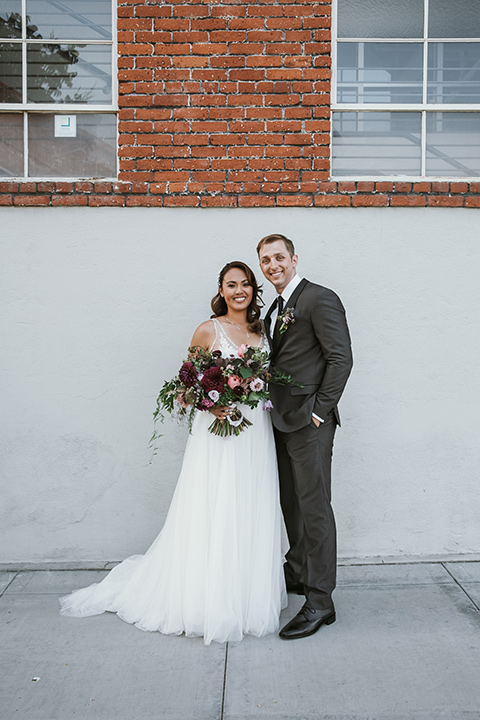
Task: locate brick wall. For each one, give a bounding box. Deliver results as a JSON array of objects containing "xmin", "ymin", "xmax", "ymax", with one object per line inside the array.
[{"xmin": 2, "ymin": 0, "xmax": 479, "ymax": 208}]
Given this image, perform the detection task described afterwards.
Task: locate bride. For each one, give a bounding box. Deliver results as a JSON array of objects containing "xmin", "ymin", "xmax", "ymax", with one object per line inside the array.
[{"xmin": 60, "ymin": 261, "xmax": 287, "ymax": 645}]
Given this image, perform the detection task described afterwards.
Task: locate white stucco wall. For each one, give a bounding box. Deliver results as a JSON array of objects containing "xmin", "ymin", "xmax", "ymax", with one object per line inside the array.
[{"xmin": 1, "ymin": 207, "xmax": 479, "ymax": 564}]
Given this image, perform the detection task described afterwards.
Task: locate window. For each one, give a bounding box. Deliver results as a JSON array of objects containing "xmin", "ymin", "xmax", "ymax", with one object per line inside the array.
[
  {"xmin": 332, "ymin": 0, "xmax": 480, "ymax": 178},
  {"xmin": 0, "ymin": 0, "xmax": 116, "ymax": 179}
]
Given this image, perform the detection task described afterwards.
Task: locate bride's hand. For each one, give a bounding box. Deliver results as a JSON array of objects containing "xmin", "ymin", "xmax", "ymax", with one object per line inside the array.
[{"xmin": 210, "ymin": 405, "xmax": 231, "ymax": 419}]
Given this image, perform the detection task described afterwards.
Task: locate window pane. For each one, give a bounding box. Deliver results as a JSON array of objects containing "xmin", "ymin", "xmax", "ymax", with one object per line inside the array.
[
  {"xmin": 429, "ymin": 0, "xmax": 480, "ymax": 38},
  {"xmin": 426, "ymin": 113, "xmax": 480, "ymax": 176},
  {"xmin": 428, "ymin": 43, "xmax": 480, "ymax": 104},
  {"xmin": 0, "ymin": 113, "xmax": 23, "ymax": 176},
  {"xmin": 27, "ymin": 43, "xmax": 112, "ymax": 104},
  {"xmin": 332, "ymin": 111, "xmax": 422, "ymax": 176},
  {"xmin": 26, "ymin": 0, "xmax": 112, "ymax": 41},
  {"xmin": 337, "ymin": 43, "xmax": 423, "ymax": 104},
  {"xmin": 0, "ymin": 2, "xmax": 22, "ymax": 38},
  {"xmin": 28, "ymin": 113, "xmax": 116, "ymax": 177},
  {"xmin": 0, "ymin": 43, "xmax": 22, "ymax": 102},
  {"xmin": 337, "ymin": 0, "xmax": 424, "ymax": 38}
]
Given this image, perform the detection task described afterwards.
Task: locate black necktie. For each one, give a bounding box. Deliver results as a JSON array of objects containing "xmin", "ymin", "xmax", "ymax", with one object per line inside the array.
[{"xmin": 277, "ymin": 296, "xmax": 284, "ymax": 315}]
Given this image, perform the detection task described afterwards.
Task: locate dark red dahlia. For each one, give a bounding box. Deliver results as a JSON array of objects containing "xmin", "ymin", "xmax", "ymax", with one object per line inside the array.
[
  {"xmin": 178, "ymin": 361, "xmax": 197, "ymax": 387},
  {"xmin": 200, "ymin": 366, "xmax": 226, "ymax": 393}
]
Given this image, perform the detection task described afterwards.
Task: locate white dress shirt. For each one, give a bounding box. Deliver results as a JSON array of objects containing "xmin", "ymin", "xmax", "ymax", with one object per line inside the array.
[
  {"xmin": 269, "ymin": 274, "xmax": 324, "ymax": 424},
  {"xmin": 268, "ymin": 274, "xmax": 303, "ymax": 335}
]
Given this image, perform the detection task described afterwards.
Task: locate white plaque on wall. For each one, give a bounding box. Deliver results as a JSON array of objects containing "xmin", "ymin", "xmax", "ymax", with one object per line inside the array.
[{"xmin": 54, "ymin": 115, "xmax": 77, "ymax": 138}]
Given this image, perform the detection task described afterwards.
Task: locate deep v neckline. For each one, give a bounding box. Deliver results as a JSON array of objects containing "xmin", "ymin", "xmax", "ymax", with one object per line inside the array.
[{"xmin": 211, "ymin": 318, "xmax": 265, "ymax": 354}]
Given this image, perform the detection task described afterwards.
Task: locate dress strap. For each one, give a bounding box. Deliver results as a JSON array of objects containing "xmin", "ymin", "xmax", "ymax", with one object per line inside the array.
[{"xmin": 210, "ymin": 318, "xmax": 220, "ymax": 351}]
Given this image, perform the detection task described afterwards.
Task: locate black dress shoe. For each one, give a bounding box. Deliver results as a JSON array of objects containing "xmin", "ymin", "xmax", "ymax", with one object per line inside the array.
[
  {"xmin": 279, "ymin": 603, "xmax": 336, "ymax": 640},
  {"xmin": 286, "ymin": 582, "xmax": 305, "ymax": 595}
]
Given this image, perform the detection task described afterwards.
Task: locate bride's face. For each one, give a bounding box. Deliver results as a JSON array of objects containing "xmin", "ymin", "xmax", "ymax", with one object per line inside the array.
[{"xmin": 220, "ymin": 268, "xmax": 253, "ymax": 313}]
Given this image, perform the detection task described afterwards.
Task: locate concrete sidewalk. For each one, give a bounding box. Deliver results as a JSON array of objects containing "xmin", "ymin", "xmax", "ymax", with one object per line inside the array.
[{"xmin": 1, "ymin": 561, "xmax": 480, "ymax": 720}]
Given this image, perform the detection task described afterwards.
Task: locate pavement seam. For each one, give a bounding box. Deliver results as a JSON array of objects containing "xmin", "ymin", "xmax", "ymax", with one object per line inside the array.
[
  {"xmin": 0, "ymin": 571, "xmax": 19, "ymax": 597},
  {"xmin": 220, "ymin": 641, "xmax": 229, "ymax": 720},
  {"xmin": 441, "ymin": 562, "xmax": 480, "ymax": 611}
]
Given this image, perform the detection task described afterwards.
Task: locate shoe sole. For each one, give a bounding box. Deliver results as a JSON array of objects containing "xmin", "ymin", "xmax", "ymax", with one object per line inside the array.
[{"xmin": 279, "ymin": 612, "xmax": 336, "ymax": 640}]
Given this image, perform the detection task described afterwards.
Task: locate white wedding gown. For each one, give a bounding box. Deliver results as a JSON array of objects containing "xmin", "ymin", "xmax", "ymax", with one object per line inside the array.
[{"xmin": 60, "ymin": 320, "xmax": 287, "ymax": 645}]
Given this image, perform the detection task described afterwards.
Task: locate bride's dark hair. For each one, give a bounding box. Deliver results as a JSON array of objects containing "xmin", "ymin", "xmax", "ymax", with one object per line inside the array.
[{"xmin": 211, "ymin": 261, "xmax": 264, "ymax": 334}]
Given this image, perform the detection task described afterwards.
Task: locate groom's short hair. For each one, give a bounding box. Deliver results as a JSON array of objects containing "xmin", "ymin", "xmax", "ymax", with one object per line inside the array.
[{"xmin": 256, "ymin": 233, "xmax": 296, "ymax": 257}]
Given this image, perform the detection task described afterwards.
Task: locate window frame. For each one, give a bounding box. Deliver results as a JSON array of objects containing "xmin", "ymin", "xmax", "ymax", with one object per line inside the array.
[
  {"xmin": 331, "ymin": 0, "xmax": 480, "ymax": 181},
  {"xmin": 0, "ymin": 0, "xmax": 118, "ymax": 180}
]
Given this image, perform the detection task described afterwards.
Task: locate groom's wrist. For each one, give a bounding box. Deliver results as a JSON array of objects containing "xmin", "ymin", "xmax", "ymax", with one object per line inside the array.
[{"xmin": 312, "ymin": 413, "xmax": 324, "ymax": 423}]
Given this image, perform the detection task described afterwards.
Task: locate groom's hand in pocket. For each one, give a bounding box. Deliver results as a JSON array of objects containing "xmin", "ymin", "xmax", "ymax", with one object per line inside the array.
[{"xmin": 312, "ymin": 416, "xmax": 321, "ymax": 428}]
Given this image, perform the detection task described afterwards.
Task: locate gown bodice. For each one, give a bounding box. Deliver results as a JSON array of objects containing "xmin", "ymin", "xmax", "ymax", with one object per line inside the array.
[{"xmin": 210, "ymin": 317, "xmax": 265, "ymax": 356}]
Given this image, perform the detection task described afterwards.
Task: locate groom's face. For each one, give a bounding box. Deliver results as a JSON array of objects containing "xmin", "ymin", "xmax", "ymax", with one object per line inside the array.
[{"xmin": 258, "ymin": 240, "xmax": 298, "ymax": 293}]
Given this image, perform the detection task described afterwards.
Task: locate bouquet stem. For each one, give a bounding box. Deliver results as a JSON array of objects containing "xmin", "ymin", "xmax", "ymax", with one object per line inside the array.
[{"xmin": 208, "ymin": 407, "xmax": 253, "ymax": 437}]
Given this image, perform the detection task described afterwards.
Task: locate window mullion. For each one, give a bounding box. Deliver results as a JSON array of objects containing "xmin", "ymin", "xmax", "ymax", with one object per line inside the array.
[
  {"xmin": 24, "ymin": 111, "xmax": 28, "ymax": 177},
  {"xmin": 421, "ymin": 110, "xmax": 426, "ymax": 177}
]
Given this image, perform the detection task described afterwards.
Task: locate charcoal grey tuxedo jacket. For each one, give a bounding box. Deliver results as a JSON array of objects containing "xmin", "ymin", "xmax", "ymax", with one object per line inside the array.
[{"xmin": 264, "ymin": 278, "xmax": 353, "ymax": 433}]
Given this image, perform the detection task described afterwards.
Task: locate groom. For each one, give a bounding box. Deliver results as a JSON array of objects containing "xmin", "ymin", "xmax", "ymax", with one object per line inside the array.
[{"xmin": 258, "ymin": 233, "xmax": 353, "ymax": 640}]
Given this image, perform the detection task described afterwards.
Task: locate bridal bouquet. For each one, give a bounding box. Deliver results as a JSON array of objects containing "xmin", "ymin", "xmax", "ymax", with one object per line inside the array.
[{"xmin": 151, "ymin": 344, "xmax": 294, "ymax": 443}]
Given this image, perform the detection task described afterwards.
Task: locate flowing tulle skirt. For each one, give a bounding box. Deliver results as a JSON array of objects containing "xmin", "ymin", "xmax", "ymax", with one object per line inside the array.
[{"xmin": 59, "ymin": 405, "xmax": 287, "ymax": 644}]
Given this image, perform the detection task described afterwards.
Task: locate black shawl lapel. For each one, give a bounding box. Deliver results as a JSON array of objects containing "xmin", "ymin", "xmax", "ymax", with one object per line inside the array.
[
  {"xmin": 272, "ymin": 278, "xmax": 309, "ymax": 355},
  {"xmin": 263, "ymin": 297, "xmax": 278, "ymax": 352}
]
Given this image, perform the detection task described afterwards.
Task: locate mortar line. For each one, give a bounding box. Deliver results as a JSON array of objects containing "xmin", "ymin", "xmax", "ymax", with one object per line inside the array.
[
  {"xmin": 441, "ymin": 562, "xmax": 480, "ymax": 611},
  {"xmin": 220, "ymin": 641, "xmax": 229, "ymax": 720}
]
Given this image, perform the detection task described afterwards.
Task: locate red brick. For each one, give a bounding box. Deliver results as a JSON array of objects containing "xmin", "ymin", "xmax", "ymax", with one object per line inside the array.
[
  {"xmin": 284, "ymin": 134, "xmax": 313, "ymax": 145},
  {"xmin": 277, "ymin": 196, "xmax": 313, "ymax": 206},
  {"xmin": 427, "ymin": 196, "xmax": 463, "ymax": 207},
  {"xmin": 164, "ymin": 196, "xmax": 200, "ymax": 206},
  {"xmin": 248, "ymin": 5, "xmax": 283, "ymax": 17},
  {"xmin": 36, "ymin": 182, "xmax": 55, "ymax": 193},
  {"xmin": 239, "ymin": 196, "xmax": 276, "ymax": 207},
  {"xmin": 264, "ymin": 94, "xmax": 301, "ymax": 106},
  {"xmin": 192, "ymin": 43, "xmax": 228, "ymax": 54},
  {"xmin": 465, "ymin": 196, "xmax": 480, "ymax": 207},
  {"xmin": 450, "ymin": 182, "xmax": 469, "ymax": 193},
  {"xmin": 74, "ymin": 181, "xmax": 93, "ymax": 193},
  {"xmin": 317, "ymin": 182, "xmax": 338, "ymax": 193},
  {"xmin": 469, "ymin": 182, "xmax": 480, "ymax": 193},
  {"xmin": 173, "ymin": 133, "xmax": 208, "ymax": 145},
  {"xmin": 338, "ymin": 182, "xmax": 356, "ymax": 193},
  {"xmin": 93, "ymin": 182, "xmax": 112, "ymax": 193},
  {"xmin": 352, "ymin": 195, "xmax": 389, "ymax": 207},
  {"xmin": 126, "ymin": 196, "xmax": 164, "ymax": 206},
  {"xmin": 314, "ymin": 195, "xmax": 351, "ymax": 207},
  {"xmin": 113, "ymin": 181, "xmax": 134, "ymax": 193},
  {"xmin": 390, "ymin": 196, "xmax": 426, "ymax": 207},
  {"xmin": 394, "ymin": 182, "xmax": 412, "ymax": 193},
  {"xmin": 0, "ymin": 182, "xmax": 17, "ymax": 192},
  {"xmin": 357, "ymin": 181, "xmax": 375, "ymax": 192},
  {"xmin": 52, "ymin": 195, "xmax": 88, "ymax": 206},
  {"xmin": 375, "ymin": 182, "xmax": 394, "ymax": 193},
  {"xmin": 14, "ymin": 196, "xmax": 50, "ymax": 206},
  {"xmin": 0, "ymin": 196, "xmax": 13, "ymax": 205},
  {"xmin": 431, "ymin": 182, "xmax": 450, "ymax": 193},
  {"xmin": 173, "ymin": 5, "xmax": 209, "ymax": 17},
  {"xmin": 200, "ymin": 196, "xmax": 237, "ymax": 207},
  {"xmin": 230, "ymin": 18, "xmax": 264, "ymax": 30},
  {"xmin": 247, "ymin": 133, "xmax": 283, "ymax": 145},
  {"xmin": 412, "ymin": 182, "xmax": 431, "ymax": 193},
  {"xmin": 119, "ymin": 42, "xmax": 153, "ymax": 55},
  {"xmin": 88, "ymin": 196, "xmax": 125, "ymax": 207}
]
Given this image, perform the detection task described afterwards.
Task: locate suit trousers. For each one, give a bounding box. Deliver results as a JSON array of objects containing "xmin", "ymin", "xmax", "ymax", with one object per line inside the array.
[{"xmin": 274, "ymin": 413, "xmax": 337, "ymax": 611}]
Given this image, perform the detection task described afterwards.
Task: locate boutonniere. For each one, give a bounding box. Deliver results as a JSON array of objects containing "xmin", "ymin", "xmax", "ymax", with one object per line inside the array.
[{"xmin": 278, "ymin": 307, "xmax": 296, "ymax": 334}]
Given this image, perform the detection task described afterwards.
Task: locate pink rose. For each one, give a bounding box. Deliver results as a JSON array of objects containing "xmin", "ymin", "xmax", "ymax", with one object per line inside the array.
[
  {"xmin": 227, "ymin": 375, "xmax": 242, "ymax": 389},
  {"xmin": 177, "ymin": 393, "xmax": 188, "ymax": 408},
  {"xmin": 237, "ymin": 344, "xmax": 248, "ymax": 358}
]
